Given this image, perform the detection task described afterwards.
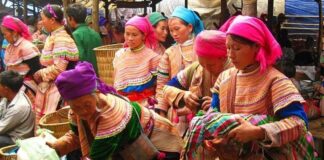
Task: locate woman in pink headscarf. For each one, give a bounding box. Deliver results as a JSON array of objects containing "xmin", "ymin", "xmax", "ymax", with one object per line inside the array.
[
  {"xmin": 162, "ymin": 30, "xmax": 232, "ymax": 137},
  {"xmin": 113, "ymin": 16, "xmax": 161, "ymax": 107},
  {"xmin": 207, "ymin": 15, "xmax": 315, "ymax": 159},
  {"xmin": 1, "ymin": 15, "xmax": 41, "ymax": 104}
]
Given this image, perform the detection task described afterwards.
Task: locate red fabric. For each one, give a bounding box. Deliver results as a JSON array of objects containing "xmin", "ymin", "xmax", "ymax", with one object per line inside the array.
[
  {"xmin": 1, "ymin": 15, "xmax": 32, "ymax": 41},
  {"xmin": 118, "ymin": 88, "xmax": 155, "ymax": 102}
]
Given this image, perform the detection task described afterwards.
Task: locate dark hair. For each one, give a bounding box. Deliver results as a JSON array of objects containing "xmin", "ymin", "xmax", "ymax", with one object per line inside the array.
[
  {"xmin": 66, "ymin": 3, "xmax": 87, "ymax": 24},
  {"xmin": 229, "ymin": 34, "xmax": 257, "ymax": 46},
  {"xmin": 42, "ymin": 4, "xmax": 64, "ymax": 24},
  {"xmin": 112, "ymin": 21, "xmax": 124, "ymax": 34},
  {"xmin": 0, "ymin": 71, "xmax": 23, "ymax": 92}
]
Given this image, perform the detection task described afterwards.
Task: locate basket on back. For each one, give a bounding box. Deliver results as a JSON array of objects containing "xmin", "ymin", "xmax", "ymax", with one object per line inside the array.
[
  {"xmin": 39, "ymin": 107, "xmax": 70, "ymax": 139},
  {"xmin": 94, "ymin": 43, "xmax": 123, "ymax": 85},
  {"xmin": 0, "ymin": 145, "xmax": 18, "ymax": 160}
]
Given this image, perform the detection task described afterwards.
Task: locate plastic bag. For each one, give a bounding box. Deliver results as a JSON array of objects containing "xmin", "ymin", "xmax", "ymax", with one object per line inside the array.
[{"xmin": 17, "ymin": 131, "xmax": 60, "ymax": 160}]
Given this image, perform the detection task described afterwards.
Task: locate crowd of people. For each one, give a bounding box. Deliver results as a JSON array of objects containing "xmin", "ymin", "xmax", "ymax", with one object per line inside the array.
[{"xmin": 0, "ymin": 2, "xmax": 320, "ymax": 160}]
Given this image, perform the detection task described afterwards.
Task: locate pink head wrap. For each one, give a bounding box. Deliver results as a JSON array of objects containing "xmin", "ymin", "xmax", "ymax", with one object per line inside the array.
[
  {"xmin": 194, "ymin": 30, "xmax": 227, "ymax": 58},
  {"xmin": 1, "ymin": 15, "xmax": 32, "ymax": 41},
  {"xmin": 125, "ymin": 16, "xmax": 158, "ymax": 50},
  {"xmin": 226, "ymin": 15, "xmax": 282, "ymax": 72}
]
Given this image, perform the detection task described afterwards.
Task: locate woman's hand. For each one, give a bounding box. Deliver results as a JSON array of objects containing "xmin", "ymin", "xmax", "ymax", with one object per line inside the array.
[
  {"xmin": 226, "ymin": 118, "xmax": 265, "ymax": 143},
  {"xmin": 201, "ymin": 96, "xmax": 212, "ymax": 111},
  {"xmin": 176, "ymin": 107, "xmax": 191, "ymax": 116},
  {"xmin": 183, "ymin": 91, "xmax": 200, "ymax": 111},
  {"xmin": 33, "ymin": 70, "xmax": 43, "ymax": 83}
]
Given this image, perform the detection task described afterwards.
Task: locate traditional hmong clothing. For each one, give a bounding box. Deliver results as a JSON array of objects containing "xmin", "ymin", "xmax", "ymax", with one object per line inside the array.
[
  {"xmin": 54, "ymin": 62, "xmax": 182, "ymax": 160},
  {"xmin": 1, "ymin": 16, "xmax": 41, "ymax": 104},
  {"xmin": 154, "ymin": 43, "xmax": 166, "ymax": 55},
  {"xmin": 72, "ymin": 23, "xmax": 102, "ymax": 75},
  {"xmin": 156, "ymin": 40, "xmax": 197, "ymax": 135},
  {"xmin": 208, "ymin": 66, "xmax": 316, "ymax": 159},
  {"xmin": 184, "ymin": 110, "xmax": 316, "ymax": 160},
  {"xmin": 113, "ymin": 47, "xmax": 161, "ymax": 107},
  {"xmin": 35, "ymin": 26, "xmax": 79, "ymax": 125},
  {"xmin": 4, "ymin": 37, "xmax": 41, "ymax": 104}
]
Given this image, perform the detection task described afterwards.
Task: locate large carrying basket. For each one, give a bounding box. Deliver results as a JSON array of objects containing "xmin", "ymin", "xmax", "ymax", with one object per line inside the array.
[
  {"xmin": 0, "ymin": 145, "xmax": 18, "ymax": 160},
  {"xmin": 39, "ymin": 107, "xmax": 70, "ymax": 139},
  {"xmin": 94, "ymin": 43, "xmax": 123, "ymax": 85}
]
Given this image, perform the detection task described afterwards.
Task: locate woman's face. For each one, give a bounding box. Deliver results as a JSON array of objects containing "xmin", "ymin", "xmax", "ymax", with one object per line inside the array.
[
  {"xmin": 198, "ymin": 56, "xmax": 226, "ymax": 76},
  {"xmin": 0, "ymin": 27, "xmax": 16, "ymax": 44},
  {"xmin": 40, "ymin": 12, "xmax": 55, "ymax": 33},
  {"xmin": 169, "ymin": 18, "xmax": 192, "ymax": 44},
  {"xmin": 226, "ymin": 35, "xmax": 259, "ymax": 70},
  {"xmin": 68, "ymin": 94, "xmax": 98, "ymax": 120},
  {"xmin": 124, "ymin": 25, "xmax": 144, "ymax": 49},
  {"xmin": 154, "ymin": 20, "xmax": 168, "ymax": 42}
]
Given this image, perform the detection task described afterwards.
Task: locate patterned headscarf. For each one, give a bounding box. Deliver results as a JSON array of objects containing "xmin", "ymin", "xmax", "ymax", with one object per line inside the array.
[
  {"xmin": 1, "ymin": 15, "xmax": 32, "ymax": 41},
  {"xmin": 148, "ymin": 12, "xmax": 166, "ymax": 26}
]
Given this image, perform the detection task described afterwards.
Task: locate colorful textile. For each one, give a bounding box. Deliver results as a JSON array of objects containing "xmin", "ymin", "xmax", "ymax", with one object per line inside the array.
[
  {"xmin": 4, "ymin": 37, "xmax": 40, "ymax": 76},
  {"xmin": 156, "ymin": 40, "xmax": 197, "ymax": 112},
  {"xmin": 148, "ymin": 12, "xmax": 166, "ymax": 26},
  {"xmin": 213, "ymin": 66, "xmax": 305, "ymax": 114},
  {"xmin": 55, "ymin": 94, "xmax": 141, "ymax": 159},
  {"xmin": 55, "ymin": 62, "xmax": 116, "ymax": 100},
  {"xmin": 171, "ymin": 6, "xmax": 204, "ymax": 36},
  {"xmin": 163, "ymin": 60, "xmax": 231, "ymax": 110},
  {"xmin": 184, "ymin": 110, "xmax": 316, "ymax": 160},
  {"xmin": 154, "ymin": 43, "xmax": 166, "ymax": 55},
  {"xmin": 140, "ymin": 104, "xmax": 183, "ymax": 153},
  {"xmin": 40, "ymin": 26, "xmax": 79, "ymax": 67},
  {"xmin": 194, "ymin": 30, "xmax": 227, "ymax": 58},
  {"xmin": 72, "ymin": 23, "xmax": 102, "ymax": 75},
  {"xmin": 113, "ymin": 47, "xmax": 161, "ymax": 103},
  {"xmin": 1, "ymin": 16, "xmax": 32, "ymax": 41},
  {"xmin": 225, "ymin": 15, "xmax": 282, "ymax": 73},
  {"xmin": 125, "ymin": 16, "xmax": 158, "ymax": 50}
]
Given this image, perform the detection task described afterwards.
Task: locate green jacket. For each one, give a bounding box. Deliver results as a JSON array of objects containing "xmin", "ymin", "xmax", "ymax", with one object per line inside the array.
[{"xmin": 73, "ymin": 24, "xmax": 102, "ymax": 74}]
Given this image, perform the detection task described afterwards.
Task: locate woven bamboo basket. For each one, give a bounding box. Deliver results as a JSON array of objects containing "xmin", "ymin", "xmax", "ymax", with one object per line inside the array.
[
  {"xmin": 0, "ymin": 145, "xmax": 18, "ymax": 160},
  {"xmin": 39, "ymin": 107, "xmax": 70, "ymax": 139},
  {"xmin": 94, "ymin": 43, "xmax": 123, "ymax": 85}
]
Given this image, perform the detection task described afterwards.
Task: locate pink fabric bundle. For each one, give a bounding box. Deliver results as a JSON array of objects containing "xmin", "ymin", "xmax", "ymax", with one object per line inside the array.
[
  {"xmin": 223, "ymin": 15, "xmax": 282, "ymax": 72},
  {"xmin": 125, "ymin": 16, "xmax": 158, "ymax": 50},
  {"xmin": 1, "ymin": 15, "xmax": 32, "ymax": 41},
  {"xmin": 194, "ymin": 30, "xmax": 227, "ymax": 58}
]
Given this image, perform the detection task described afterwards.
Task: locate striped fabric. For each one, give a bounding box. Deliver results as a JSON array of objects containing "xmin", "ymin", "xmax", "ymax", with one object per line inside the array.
[
  {"xmin": 156, "ymin": 42, "xmax": 197, "ymax": 112},
  {"xmin": 184, "ymin": 110, "xmax": 317, "ymax": 160},
  {"xmin": 4, "ymin": 37, "xmax": 40, "ymax": 75},
  {"xmin": 153, "ymin": 43, "xmax": 166, "ymax": 55},
  {"xmin": 213, "ymin": 66, "xmax": 305, "ymax": 114},
  {"xmin": 113, "ymin": 47, "xmax": 161, "ymax": 103},
  {"xmin": 40, "ymin": 26, "xmax": 79, "ymax": 67}
]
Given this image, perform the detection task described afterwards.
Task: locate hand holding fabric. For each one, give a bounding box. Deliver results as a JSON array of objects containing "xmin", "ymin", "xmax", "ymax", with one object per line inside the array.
[{"xmin": 183, "ymin": 91, "xmax": 200, "ymax": 111}]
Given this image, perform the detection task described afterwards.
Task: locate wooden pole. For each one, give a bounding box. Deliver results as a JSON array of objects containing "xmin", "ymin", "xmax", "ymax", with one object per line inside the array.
[
  {"xmin": 23, "ymin": 0, "xmax": 27, "ymax": 23},
  {"xmin": 267, "ymin": 0, "xmax": 274, "ymax": 30},
  {"xmin": 185, "ymin": 0, "xmax": 188, "ymax": 8},
  {"xmin": 242, "ymin": 0, "xmax": 257, "ymax": 17},
  {"xmin": 93, "ymin": 0, "xmax": 100, "ymax": 32},
  {"xmin": 63, "ymin": 0, "xmax": 70, "ymax": 19},
  {"xmin": 220, "ymin": 0, "xmax": 230, "ymax": 26},
  {"xmin": 317, "ymin": 0, "xmax": 323, "ymax": 65}
]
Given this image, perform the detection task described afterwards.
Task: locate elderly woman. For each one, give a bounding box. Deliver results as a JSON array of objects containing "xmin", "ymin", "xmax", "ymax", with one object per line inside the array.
[
  {"xmin": 155, "ymin": 6, "xmax": 204, "ymax": 136},
  {"xmin": 0, "ymin": 15, "xmax": 41, "ymax": 103},
  {"xmin": 113, "ymin": 16, "xmax": 161, "ymax": 108},
  {"xmin": 163, "ymin": 30, "xmax": 231, "ymax": 115},
  {"xmin": 148, "ymin": 12, "xmax": 168, "ymax": 55},
  {"xmin": 205, "ymin": 15, "xmax": 315, "ymax": 159},
  {"xmin": 50, "ymin": 62, "xmax": 182, "ymax": 160},
  {"xmin": 33, "ymin": 4, "xmax": 79, "ymax": 125}
]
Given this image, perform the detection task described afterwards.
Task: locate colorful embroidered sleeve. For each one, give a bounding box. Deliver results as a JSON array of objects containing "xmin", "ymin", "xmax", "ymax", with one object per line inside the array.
[
  {"xmin": 260, "ymin": 116, "xmax": 307, "ymax": 147},
  {"xmin": 39, "ymin": 59, "xmax": 68, "ymax": 82},
  {"xmin": 270, "ymin": 75, "xmax": 305, "ymax": 113},
  {"xmin": 156, "ymin": 52, "xmax": 171, "ymax": 112},
  {"xmin": 52, "ymin": 33, "xmax": 79, "ymax": 62}
]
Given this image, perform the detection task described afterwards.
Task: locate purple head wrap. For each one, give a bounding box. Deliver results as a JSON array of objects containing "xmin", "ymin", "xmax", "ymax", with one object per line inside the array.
[{"xmin": 55, "ymin": 62, "xmax": 116, "ymax": 100}]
